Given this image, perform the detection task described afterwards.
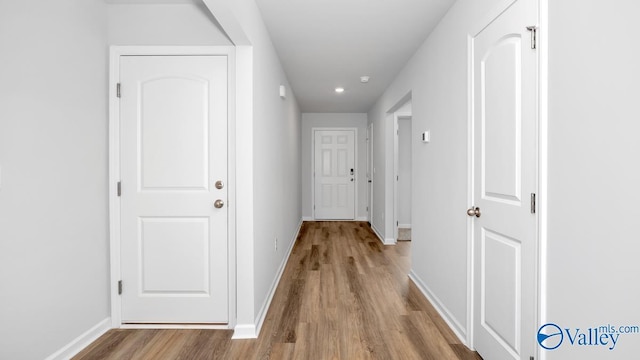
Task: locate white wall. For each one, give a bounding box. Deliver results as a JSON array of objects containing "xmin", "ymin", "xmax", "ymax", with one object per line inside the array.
[
  {"xmin": 301, "ymin": 113, "xmax": 368, "ymax": 220},
  {"xmin": 211, "ymin": 0, "xmax": 303, "ymax": 335},
  {"xmin": 367, "ymin": 0, "xmax": 508, "ymax": 340},
  {"xmin": 108, "ymin": 3, "xmax": 231, "ymax": 45},
  {"xmin": 0, "ymin": 1, "xmax": 110, "ymax": 359},
  {"xmin": 546, "ymin": 1, "xmax": 640, "ymax": 359}
]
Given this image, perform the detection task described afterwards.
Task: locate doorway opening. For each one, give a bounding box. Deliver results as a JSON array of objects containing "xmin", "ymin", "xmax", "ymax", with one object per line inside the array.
[{"xmin": 393, "ymin": 101, "xmax": 412, "ymax": 242}]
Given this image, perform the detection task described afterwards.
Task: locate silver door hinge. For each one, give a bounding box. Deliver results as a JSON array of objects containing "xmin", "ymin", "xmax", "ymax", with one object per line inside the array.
[
  {"xmin": 118, "ymin": 280, "xmax": 123, "ymax": 295},
  {"xmin": 531, "ymin": 193, "xmax": 536, "ymax": 214},
  {"xmin": 530, "ymin": 357, "xmax": 534, "ymax": 360},
  {"xmin": 116, "ymin": 83, "xmax": 121, "ymax": 98},
  {"xmin": 117, "ymin": 181, "xmax": 121, "ymax": 197},
  {"xmin": 526, "ymin": 26, "xmax": 537, "ymax": 49}
]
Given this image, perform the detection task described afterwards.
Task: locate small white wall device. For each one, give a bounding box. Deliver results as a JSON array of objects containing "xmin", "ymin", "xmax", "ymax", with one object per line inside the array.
[
  {"xmin": 279, "ymin": 85, "xmax": 286, "ymax": 99},
  {"xmin": 422, "ymin": 130, "xmax": 430, "ymax": 143}
]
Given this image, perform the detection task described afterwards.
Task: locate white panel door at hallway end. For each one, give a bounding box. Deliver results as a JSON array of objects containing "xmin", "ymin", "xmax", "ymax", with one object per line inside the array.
[
  {"xmin": 471, "ymin": 0, "xmax": 538, "ymax": 359},
  {"xmin": 119, "ymin": 55, "xmax": 228, "ymax": 324},
  {"xmin": 314, "ymin": 130, "xmax": 356, "ymax": 220}
]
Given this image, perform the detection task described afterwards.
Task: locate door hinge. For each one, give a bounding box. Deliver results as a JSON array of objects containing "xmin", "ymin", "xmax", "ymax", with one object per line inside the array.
[
  {"xmin": 531, "ymin": 193, "xmax": 536, "ymax": 214},
  {"xmin": 530, "ymin": 357, "xmax": 535, "ymax": 360},
  {"xmin": 366, "ymin": 206, "xmax": 369, "ymax": 212},
  {"xmin": 116, "ymin": 83, "xmax": 121, "ymax": 98},
  {"xmin": 117, "ymin": 181, "xmax": 121, "ymax": 197},
  {"xmin": 526, "ymin": 26, "xmax": 537, "ymax": 49},
  {"xmin": 118, "ymin": 280, "xmax": 123, "ymax": 295}
]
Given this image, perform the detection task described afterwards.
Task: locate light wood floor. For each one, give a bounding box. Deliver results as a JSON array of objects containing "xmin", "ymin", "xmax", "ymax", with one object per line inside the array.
[{"xmin": 75, "ymin": 221, "xmax": 481, "ymax": 360}]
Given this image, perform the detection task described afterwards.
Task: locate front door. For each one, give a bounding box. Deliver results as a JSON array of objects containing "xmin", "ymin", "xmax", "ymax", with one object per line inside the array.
[
  {"xmin": 119, "ymin": 55, "xmax": 228, "ymax": 323},
  {"xmin": 314, "ymin": 129, "xmax": 356, "ymax": 220},
  {"xmin": 471, "ymin": 0, "xmax": 538, "ymax": 358}
]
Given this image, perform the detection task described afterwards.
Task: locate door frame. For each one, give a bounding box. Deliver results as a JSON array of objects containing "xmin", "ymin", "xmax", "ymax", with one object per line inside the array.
[
  {"xmin": 466, "ymin": 0, "xmax": 545, "ymax": 357},
  {"xmin": 393, "ymin": 112, "xmax": 411, "ymax": 242},
  {"xmin": 108, "ymin": 46, "xmax": 236, "ymax": 329},
  {"xmin": 367, "ymin": 123, "xmax": 374, "ymax": 223},
  {"xmin": 311, "ymin": 127, "xmax": 358, "ymax": 220}
]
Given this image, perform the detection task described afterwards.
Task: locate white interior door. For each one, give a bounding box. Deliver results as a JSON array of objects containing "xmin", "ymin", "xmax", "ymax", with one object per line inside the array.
[
  {"xmin": 471, "ymin": 0, "xmax": 537, "ymax": 358},
  {"xmin": 120, "ymin": 55, "xmax": 228, "ymax": 323},
  {"xmin": 314, "ymin": 130, "xmax": 355, "ymax": 220}
]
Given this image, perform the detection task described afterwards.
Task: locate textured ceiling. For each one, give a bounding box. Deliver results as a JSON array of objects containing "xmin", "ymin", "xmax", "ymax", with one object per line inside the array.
[{"xmin": 254, "ymin": 0, "xmax": 455, "ymax": 112}]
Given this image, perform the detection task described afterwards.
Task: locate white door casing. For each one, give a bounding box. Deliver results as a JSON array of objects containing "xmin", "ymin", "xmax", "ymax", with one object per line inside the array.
[
  {"xmin": 119, "ymin": 55, "xmax": 229, "ymax": 324},
  {"xmin": 313, "ymin": 129, "xmax": 356, "ymax": 220},
  {"xmin": 471, "ymin": 0, "xmax": 538, "ymax": 359}
]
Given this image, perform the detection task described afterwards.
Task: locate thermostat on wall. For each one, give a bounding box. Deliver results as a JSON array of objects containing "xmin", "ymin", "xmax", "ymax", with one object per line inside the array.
[{"xmin": 422, "ymin": 130, "xmax": 430, "ymax": 143}]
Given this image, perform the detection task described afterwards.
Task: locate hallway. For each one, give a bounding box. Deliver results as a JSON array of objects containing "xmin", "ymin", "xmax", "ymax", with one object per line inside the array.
[{"xmin": 74, "ymin": 222, "xmax": 481, "ymax": 360}]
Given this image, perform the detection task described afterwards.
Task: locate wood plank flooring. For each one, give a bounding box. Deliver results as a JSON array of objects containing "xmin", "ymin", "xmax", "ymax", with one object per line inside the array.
[{"xmin": 74, "ymin": 221, "xmax": 481, "ymax": 360}]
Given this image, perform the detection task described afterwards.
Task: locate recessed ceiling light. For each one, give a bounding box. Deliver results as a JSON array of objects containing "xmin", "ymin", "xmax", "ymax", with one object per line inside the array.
[
  {"xmin": 360, "ymin": 76, "xmax": 370, "ymax": 83},
  {"xmin": 335, "ymin": 87, "xmax": 345, "ymax": 93}
]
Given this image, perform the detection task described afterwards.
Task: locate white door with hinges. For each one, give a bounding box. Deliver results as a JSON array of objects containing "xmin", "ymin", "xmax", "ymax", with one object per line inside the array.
[
  {"xmin": 470, "ymin": 0, "xmax": 538, "ymax": 359},
  {"xmin": 314, "ymin": 129, "xmax": 356, "ymax": 220},
  {"xmin": 119, "ymin": 55, "xmax": 228, "ymax": 323}
]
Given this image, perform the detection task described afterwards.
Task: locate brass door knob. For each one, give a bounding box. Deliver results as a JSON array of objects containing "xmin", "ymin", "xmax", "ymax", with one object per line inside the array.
[
  {"xmin": 214, "ymin": 200, "xmax": 225, "ymax": 209},
  {"xmin": 467, "ymin": 207, "xmax": 481, "ymax": 218}
]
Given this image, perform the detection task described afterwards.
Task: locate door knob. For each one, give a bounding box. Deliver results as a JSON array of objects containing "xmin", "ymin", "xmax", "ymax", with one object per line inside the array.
[
  {"xmin": 215, "ymin": 180, "xmax": 224, "ymax": 189},
  {"xmin": 467, "ymin": 207, "xmax": 481, "ymax": 218},
  {"xmin": 214, "ymin": 199, "xmax": 225, "ymax": 208}
]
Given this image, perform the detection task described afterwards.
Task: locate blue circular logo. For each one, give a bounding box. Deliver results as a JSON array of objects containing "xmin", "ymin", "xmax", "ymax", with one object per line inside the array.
[{"xmin": 538, "ymin": 323, "xmax": 563, "ymax": 350}]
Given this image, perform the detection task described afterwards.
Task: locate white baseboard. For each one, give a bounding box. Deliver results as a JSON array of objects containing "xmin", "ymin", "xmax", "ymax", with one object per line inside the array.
[
  {"xmin": 302, "ymin": 216, "xmax": 314, "ymax": 221},
  {"xmin": 398, "ymin": 223, "xmax": 411, "ymax": 229},
  {"xmin": 45, "ymin": 318, "xmax": 111, "ymax": 360},
  {"xmin": 408, "ymin": 271, "xmax": 468, "ymax": 346},
  {"xmin": 233, "ymin": 219, "xmax": 303, "ymax": 339},
  {"xmin": 356, "ymin": 216, "xmax": 368, "ymax": 221},
  {"xmin": 231, "ymin": 324, "xmax": 257, "ymax": 339}
]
